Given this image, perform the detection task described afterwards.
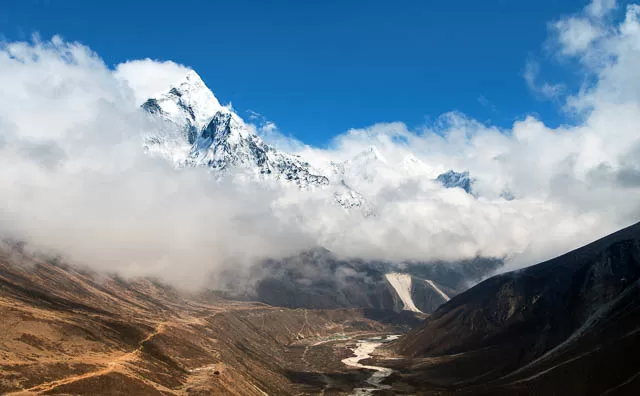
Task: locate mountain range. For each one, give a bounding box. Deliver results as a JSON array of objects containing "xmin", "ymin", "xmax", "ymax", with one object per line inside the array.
[
  {"xmin": 137, "ymin": 70, "xmax": 503, "ymax": 315},
  {"xmin": 140, "ymin": 70, "xmax": 475, "ymax": 212}
]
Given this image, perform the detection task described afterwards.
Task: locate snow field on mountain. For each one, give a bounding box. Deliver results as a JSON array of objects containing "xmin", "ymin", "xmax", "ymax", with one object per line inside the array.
[
  {"xmin": 384, "ymin": 273, "xmax": 422, "ymax": 313},
  {"xmin": 425, "ymin": 279, "xmax": 450, "ymax": 302}
]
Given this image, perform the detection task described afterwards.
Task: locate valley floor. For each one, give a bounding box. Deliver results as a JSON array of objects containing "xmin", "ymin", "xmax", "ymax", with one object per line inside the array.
[
  {"xmin": 0, "ymin": 245, "xmax": 411, "ymax": 395},
  {"xmin": 13, "ymin": 239, "xmax": 636, "ymax": 396}
]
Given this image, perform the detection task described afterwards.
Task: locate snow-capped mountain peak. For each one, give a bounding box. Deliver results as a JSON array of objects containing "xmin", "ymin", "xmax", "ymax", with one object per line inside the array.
[
  {"xmin": 141, "ymin": 70, "xmax": 396, "ymax": 212},
  {"xmin": 353, "ymin": 145, "xmax": 388, "ymax": 165},
  {"xmin": 142, "ymin": 70, "xmax": 227, "ymax": 136},
  {"xmin": 329, "ymin": 146, "xmax": 388, "ymax": 181},
  {"xmin": 142, "ymin": 71, "xmax": 333, "ymax": 189},
  {"xmin": 401, "ymin": 153, "xmax": 433, "ymax": 176}
]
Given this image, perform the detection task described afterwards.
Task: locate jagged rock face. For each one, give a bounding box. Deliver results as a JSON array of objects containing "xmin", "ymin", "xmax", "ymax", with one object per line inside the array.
[
  {"xmin": 333, "ymin": 183, "xmax": 370, "ymax": 211},
  {"xmin": 141, "ymin": 71, "xmax": 225, "ymax": 149},
  {"xmin": 142, "ymin": 70, "xmax": 224, "ymax": 131},
  {"xmin": 176, "ymin": 110, "xmax": 330, "ymax": 187},
  {"xmin": 142, "ymin": 71, "xmax": 336, "ymax": 191},
  {"xmin": 195, "ymin": 115, "xmax": 265, "ymax": 171}
]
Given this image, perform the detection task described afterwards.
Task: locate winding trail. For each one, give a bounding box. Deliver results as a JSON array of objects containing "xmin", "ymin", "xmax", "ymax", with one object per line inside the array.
[
  {"xmin": 341, "ymin": 335, "xmax": 400, "ymax": 395},
  {"xmin": 6, "ymin": 322, "xmax": 170, "ymax": 395}
]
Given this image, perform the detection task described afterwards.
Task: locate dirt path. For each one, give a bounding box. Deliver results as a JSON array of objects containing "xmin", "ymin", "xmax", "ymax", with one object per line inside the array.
[{"xmin": 6, "ymin": 321, "xmax": 170, "ymax": 395}]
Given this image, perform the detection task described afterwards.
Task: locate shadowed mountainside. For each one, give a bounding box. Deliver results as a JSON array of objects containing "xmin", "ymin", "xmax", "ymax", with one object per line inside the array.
[
  {"xmin": 389, "ymin": 222, "xmax": 640, "ymax": 395},
  {"xmin": 216, "ymin": 248, "xmax": 502, "ymax": 314}
]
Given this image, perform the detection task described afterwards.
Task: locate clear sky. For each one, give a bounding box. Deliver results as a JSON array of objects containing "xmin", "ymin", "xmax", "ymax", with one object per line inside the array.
[{"xmin": 0, "ymin": 0, "xmax": 613, "ymax": 146}]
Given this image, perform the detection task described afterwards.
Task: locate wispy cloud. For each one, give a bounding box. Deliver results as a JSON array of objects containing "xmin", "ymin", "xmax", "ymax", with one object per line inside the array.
[
  {"xmin": 477, "ymin": 95, "xmax": 498, "ymax": 113},
  {"xmin": 523, "ymin": 58, "xmax": 565, "ymax": 100}
]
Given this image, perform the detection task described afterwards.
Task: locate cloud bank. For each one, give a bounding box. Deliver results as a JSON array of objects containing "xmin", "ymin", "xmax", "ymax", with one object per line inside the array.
[
  {"xmin": 114, "ymin": 59, "xmax": 193, "ymax": 106},
  {"xmin": 0, "ymin": 37, "xmax": 316, "ymax": 288},
  {"xmin": 1, "ymin": 1, "xmax": 640, "ymax": 287},
  {"xmin": 270, "ymin": 0, "xmax": 640, "ymax": 270}
]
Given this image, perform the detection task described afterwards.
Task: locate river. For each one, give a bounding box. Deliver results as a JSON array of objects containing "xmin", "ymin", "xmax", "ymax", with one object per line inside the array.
[{"xmin": 341, "ymin": 334, "xmax": 400, "ymax": 395}]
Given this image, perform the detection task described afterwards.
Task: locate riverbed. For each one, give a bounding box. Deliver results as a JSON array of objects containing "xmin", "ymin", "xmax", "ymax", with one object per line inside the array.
[{"xmin": 341, "ymin": 334, "xmax": 400, "ymax": 395}]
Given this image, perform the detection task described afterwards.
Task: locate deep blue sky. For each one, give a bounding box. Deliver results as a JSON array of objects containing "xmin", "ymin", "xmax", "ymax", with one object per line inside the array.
[{"xmin": 1, "ymin": 0, "xmax": 597, "ymax": 146}]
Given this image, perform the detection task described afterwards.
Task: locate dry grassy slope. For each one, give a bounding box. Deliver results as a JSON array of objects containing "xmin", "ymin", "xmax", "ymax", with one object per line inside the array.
[{"xmin": 0, "ymin": 243, "xmax": 392, "ymax": 395}]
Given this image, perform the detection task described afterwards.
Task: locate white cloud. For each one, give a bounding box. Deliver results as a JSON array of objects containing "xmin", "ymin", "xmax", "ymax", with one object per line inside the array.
[
  {"xmin": 114, "ymin": 58, "xmax": 193, "ymax": 105},
  {"xmin": 2, "ymin": 0, "xmax": 640, "ymax": 288},
  {"xmin": 587, "ymin": 0, "xmax": 617, "ymax": 18},
  {"xmin": 289, "ymin": 1, "xmax": 640, "ymax": 270},
  {"xmin": 523, "ymin": 59, "xmax": 565, "ymax": 99},
  {"xmin": 246, "ymin": 110, "xmax": 309, "ymax": 153},
  {"xmin": 552, "ymin": 0, "xmax": 618, "ymax": 58},
  {"xmin": 0, "ymin": 38, "xmax": 315, "ymax": 289},
  {"xmin": 477, "ymin": 95, "xmax": 497, "ymax": 113},
  {"xmin": 563, "ymin": 3, "xmax": 640, "ymax": 111},
  {"xmin": 554, "ymin": 17, "xmax": 604, "ymax": 56}
]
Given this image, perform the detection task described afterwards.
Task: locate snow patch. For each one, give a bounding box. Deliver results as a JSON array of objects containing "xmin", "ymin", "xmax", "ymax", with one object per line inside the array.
[
  {"xmin": 385, "ymin": 272, "xmax": 422, "ymax": 313},
  {"xmin": 425, "ymin": 279, "xmax": 450, "ymax": 302}
]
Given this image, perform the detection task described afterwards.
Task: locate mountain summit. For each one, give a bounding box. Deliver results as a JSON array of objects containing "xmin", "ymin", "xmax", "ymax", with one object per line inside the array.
[
  {"xmin": 142, "ymin": 70, "xmax": 226, "ymax": 141},
  {"xmin": 141, "ymin": 70, "xmax": 332, "ymax": 188}
]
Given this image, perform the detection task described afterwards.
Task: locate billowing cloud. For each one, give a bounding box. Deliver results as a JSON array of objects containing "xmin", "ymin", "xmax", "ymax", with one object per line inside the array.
[
  {"xmin": 114, "ymin": 58, "xmax": 193, "ymax": 105},
  {"xmin": 1, "ymin": 1, "xmax": 640, "ymax": 288},
  {"xmin": 0, "ymin": 36, "xmax": 316, "ymax": 289},
  {"xmin": 554, "ymin": 16, "xmax": 605, "ymax": 56},
  {"xmin": 587, "ymin": 0, "xmax": 617, "ymax": 18},
  {"xmin": 288, "ymin": 0, "xmax": 640, "ymax": 270}
]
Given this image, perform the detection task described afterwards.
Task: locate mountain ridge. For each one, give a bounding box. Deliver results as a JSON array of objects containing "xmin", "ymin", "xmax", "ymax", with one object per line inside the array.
[
  {"xmin": 140, "ymin": 69, "xmax": 480, "ymax": 211},
  {"xmin": 387, "ymin": 220, "xmax": 640, "ymax": 395},
  {"xmin": 140, "ymin": 70, "xmax": 373, "ymax": 210}
]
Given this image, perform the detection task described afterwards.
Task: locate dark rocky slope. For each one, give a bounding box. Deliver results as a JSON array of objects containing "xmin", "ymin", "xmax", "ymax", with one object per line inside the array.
[
  {"xmin": 391, "ymin": 221, "xmax": 640, "ymax": 395},
  {"xmin": 216, "ymin": 248, "xmax": 501, "ymax": 314}
]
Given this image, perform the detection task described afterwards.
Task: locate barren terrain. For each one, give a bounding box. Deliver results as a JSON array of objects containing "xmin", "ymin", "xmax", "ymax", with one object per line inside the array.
[{"xmin": 0, "ymin": 243, "xmax": 403, "ymax": 395}]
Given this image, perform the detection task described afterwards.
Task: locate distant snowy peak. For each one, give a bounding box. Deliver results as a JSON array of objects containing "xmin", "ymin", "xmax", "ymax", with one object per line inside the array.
[
  {"xmin": 328, "ymin": 146, "xmax": 389, "ymax": 183},
  {"xmin": 331, "ymin": 147, "xmax": 436, "ymax": 183},
  {"xmin": 353, "ymin": 146, "xmax": 388, "ymax": 164},
  {"xmin": 401, "ymin": 154, "xmax": 432, "ymax": 176},
  {"xmin": 436, "ymin": 170, "xmax": 474, "ymax": 194},
  {"xmin": 436, "ymin": 170, "xmax": 517, "ymax": 200},
  {"xmin": 138, "ymin": 70, "xmax": 517, "ymax": 210}
]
